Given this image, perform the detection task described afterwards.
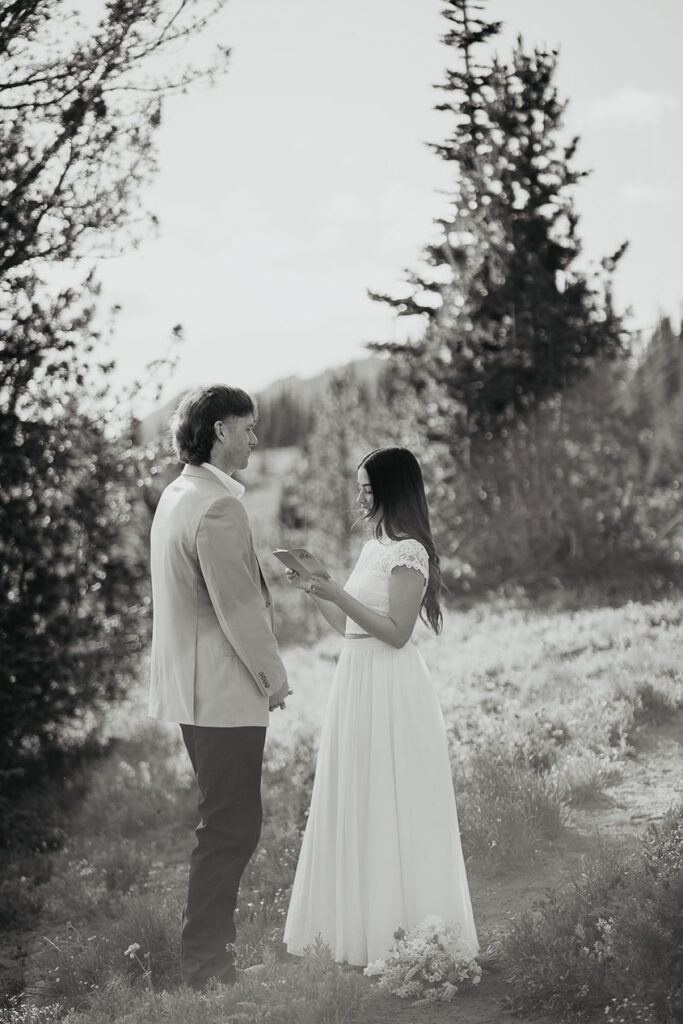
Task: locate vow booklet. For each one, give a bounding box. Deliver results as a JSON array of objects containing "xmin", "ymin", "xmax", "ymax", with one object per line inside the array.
[{"xmin": 272, "ymin": 548, "xmax": 331, "ymax": 580}]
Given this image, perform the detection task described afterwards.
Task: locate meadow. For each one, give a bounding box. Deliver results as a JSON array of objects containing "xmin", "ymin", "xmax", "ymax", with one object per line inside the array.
[{"xmin": 2, "ymin": 579, "xmax": 682, "ymax": 1024}]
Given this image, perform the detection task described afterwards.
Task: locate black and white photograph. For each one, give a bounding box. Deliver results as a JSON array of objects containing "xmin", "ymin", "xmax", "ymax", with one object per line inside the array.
[{"xmin": 1, "ymin": 1, "xmax": 682, "ymax": 1022}]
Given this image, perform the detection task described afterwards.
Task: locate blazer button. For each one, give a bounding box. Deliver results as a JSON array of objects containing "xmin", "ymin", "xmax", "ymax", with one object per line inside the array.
[
  {"xmin": 264, "ymin": 681, "xmax": 270, "ymax": 689},
  {"xmin": 265, "ymin": 600, "xmax": 271, "ymax": 608}
]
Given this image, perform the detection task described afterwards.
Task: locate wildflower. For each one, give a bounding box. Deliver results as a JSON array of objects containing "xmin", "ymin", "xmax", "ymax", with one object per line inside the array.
[
  {"xmin": 363, "ymin": 917, "xmax": 480, "ymax": 1004},
  {"xmin": 124, "ymin": 943, "xmax": 140, "ymax": 959}
]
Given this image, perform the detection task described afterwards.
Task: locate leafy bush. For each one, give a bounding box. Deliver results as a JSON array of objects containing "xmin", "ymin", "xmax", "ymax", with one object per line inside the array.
[
  {"xmin": 0, "ymin": 0, "xmax": 226, "ymax": 783},
  {"xmin": 501, "ymin": 803, "xmax": 683, "ymax": 1020},
  {"xmin": 428, "ymin": 363, "xmax": 681, "ymax": 591},
  {"xmin": 0, "ymin": 868, "xmax": 45, "ymax": 932},
  {"xmin": 73, "ymin": 727, "xmax": 190, "ymax": 841},
  {"xmin": 0, "ymin": 364, "xmax": 158, "ymax": 782}
]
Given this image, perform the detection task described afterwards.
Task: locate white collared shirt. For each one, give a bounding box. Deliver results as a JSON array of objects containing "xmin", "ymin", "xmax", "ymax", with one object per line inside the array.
[{"xmin": 201, "ymin": 461, "xmax": 245, "ymax": 499}]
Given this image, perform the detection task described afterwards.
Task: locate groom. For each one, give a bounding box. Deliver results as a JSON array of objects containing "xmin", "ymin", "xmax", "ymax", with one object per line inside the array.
[{"xmin": 149, "ymin": 384, "xmax": 290, "ymax": 990}]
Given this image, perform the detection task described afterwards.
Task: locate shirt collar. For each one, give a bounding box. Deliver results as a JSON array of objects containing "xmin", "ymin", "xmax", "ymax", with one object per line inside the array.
[{"xmin": 201, "ymin": 462, "xmax": 245, "ymax": 499}]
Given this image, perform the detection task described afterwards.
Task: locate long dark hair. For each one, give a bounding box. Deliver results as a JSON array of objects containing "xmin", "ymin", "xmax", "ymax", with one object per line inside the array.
[{"xmin": 359, "ymin": 446, "xmax": 443, "ymax": 635}]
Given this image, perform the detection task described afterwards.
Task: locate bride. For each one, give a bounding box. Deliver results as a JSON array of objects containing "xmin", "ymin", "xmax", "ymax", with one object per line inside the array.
[{"xmin": 282, "ymin": 446, "xmax": 478, "ymax": 967}]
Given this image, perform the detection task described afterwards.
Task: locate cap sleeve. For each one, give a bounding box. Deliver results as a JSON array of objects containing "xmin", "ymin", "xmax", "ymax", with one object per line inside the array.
[{"xmin": 389, "ymin": 539, "xmax": 429, "ymax": 582}]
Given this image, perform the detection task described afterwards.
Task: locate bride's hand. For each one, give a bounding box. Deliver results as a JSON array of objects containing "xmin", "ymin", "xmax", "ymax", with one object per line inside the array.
[
  {"xmin": 285, "ymin": 569, "xmax": 310, "ymax": 591},
  {"xmin": 303, "ymin": 575, "xmax": 343, "ymax": 603}
]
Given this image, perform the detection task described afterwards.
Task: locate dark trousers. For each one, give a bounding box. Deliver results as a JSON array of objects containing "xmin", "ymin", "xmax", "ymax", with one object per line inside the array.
[{"xmin": 180, "ymin": 724, "xmax": 266, "ymax": 989}]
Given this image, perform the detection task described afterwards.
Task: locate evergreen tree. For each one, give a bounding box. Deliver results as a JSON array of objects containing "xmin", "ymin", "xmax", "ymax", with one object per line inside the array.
[
  {"xmin": 371, "ymin": 0, "xmax": 628, "ymax": 439},
  {"xmin": 626, "ymin": 316, "xmax": 683, "ymax": 486},
  {"xmin": 361, "ymin": 1, "xmax": 682, "ymax": 587}
]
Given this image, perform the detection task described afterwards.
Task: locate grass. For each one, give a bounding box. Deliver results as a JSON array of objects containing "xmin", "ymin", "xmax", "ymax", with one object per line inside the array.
[
  {"xmin": 455, "ymin": 751, "xmax": 567, "ymax": 868},
  {"xmin": 20, "ymin": 943, "xmax": 373, "ymax": 1024},
  {"xmin": 3, "ymin": 589, "xmax": 682, "ymax": 1022}
]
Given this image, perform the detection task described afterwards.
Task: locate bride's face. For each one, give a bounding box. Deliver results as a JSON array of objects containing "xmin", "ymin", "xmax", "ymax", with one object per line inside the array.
[{"xmin": 356, "ymin": 466, "xmax": 378, "ymax": 521}]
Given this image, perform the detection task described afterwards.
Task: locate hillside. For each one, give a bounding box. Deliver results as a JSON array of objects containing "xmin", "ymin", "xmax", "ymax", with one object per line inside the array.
[{"xmin": 136, "ymin": 355, "xmax": 388, "ymax": 446}]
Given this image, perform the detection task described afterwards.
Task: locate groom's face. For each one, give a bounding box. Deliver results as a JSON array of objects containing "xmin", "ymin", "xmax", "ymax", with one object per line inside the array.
[{"xmin": 215, "ymin": 413, "xmax": 258, "ymax": 472}]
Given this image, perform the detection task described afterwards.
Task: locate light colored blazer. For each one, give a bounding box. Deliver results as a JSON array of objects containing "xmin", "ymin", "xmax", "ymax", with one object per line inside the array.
[{"xmin": 148, "ymin": 464, "xmax": 287, "ymax": 727}]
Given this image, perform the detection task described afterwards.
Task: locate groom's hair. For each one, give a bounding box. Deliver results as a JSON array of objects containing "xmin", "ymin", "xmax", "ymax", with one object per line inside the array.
[{"xmin": 171, "ymin": 385, "xmax": 255, "ymax": 464}]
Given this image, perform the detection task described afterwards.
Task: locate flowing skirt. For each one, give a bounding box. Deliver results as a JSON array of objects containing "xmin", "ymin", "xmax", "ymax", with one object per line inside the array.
[{"xmin": 284, "ymin": 635, "xmax": 478, "ymax": 966}]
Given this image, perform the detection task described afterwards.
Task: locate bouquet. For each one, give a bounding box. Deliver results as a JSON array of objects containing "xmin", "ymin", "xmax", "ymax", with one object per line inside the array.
[{"xmin": 364, "ymin": 916, "xmax": 482, "ymax": 1005}]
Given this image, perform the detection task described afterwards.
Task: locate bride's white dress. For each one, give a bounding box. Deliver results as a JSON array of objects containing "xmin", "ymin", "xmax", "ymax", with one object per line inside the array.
[{"xmin": 283, "ymin": 536, "xmax": 478, "ymax": 966}]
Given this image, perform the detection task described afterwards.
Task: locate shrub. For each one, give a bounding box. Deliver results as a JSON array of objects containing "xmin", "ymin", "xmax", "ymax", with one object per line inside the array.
[
  {"xmin": 0, "ymin": 373, "xmax": 157, "ymax": 780},
  {"xmin": 0, "ymin": 870, "xmax": 45, "ymax": 932},
  {"xmin": 90, "ymin": 840, "xmax": 150, "ymax": 894},
  {"xmin": 73, "ymin": 725, "xmax": 189, "ymax": 840},
  {"xmin": 502, "ymin": 803, "xmax": 683, "ymax": 1020}
]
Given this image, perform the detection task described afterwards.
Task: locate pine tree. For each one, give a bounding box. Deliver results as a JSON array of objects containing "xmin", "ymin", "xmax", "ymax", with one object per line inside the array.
[
  {"xmin": 371, "ymin": 0, "xmax": 628, "ymax": 439},
  {"xmin": 626, "ymin": 316, "xmax": 683, "ymax": 486}
]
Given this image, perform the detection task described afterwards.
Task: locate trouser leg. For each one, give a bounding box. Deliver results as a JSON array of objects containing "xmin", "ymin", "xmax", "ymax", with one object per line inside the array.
[{"xmin": 179, "ymin": 724, "xmax": 266, "ymax": 989}]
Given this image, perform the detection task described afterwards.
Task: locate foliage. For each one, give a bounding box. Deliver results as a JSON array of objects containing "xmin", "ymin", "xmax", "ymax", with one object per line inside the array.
[
  {"xmin": 27, "ymin": 896, "xmax": 181, "ymax": 1008},
  {"xmin": 0, "ymin": 277, "xmax": 163, "ymax": 779},
  {"xmin": 355, "ymin": 0, "xmax": 679, "ymax": 591},
  {"xmin": 431, "ymin": 360, "xmax": 673, "ymax": 588},
  {"xmin": 6, "ymin": 593, "xmax": 682, "ymax": 1016},
  {"xmin": 0, "ymin": 0, "xmax": 228, "ymax": 276},
  {"xmin": 278, "ymin": 367, "xmax": 401, "ymax": 568},
  {"xmin": 0, "ymin": 0, "xmax": 227, "ymax": 779},
  {"xmin": 254, "ymin": 387, "xmax": 314, "ymax": 449},
  {"xmin": 28, "ymin": 943, "xmax": 373, "ymax": 1024},
  {"xmin": 371, "ymin": 0, "xmax": 628, "ymax": 439},
  {"xmin": 0, "ymin": 1006, "xmax": 63, "ymax": 1024},
  {"xmin": 501, "ymin": 804, "xmax": 683, "ymax": 1021},
  {"xmin": 625, "ymin": 315, "xmax": 683, "ymax": 488},
  {"xmin": 364, "ymin": 916, "xmax": 481, "ymax": 1004},
  {"xmin": 455, "ymin": 748, "xmax": 566, "ymax": 868}
]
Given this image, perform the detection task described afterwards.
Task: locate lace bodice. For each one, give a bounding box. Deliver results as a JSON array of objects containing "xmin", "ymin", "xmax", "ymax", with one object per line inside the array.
[{"xmin": 343, "ymin": 537, "xmax": 429, "ymax": 636}]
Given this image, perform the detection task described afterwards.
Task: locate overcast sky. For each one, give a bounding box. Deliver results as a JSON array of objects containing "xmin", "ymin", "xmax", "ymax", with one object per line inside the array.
[{"xmin": 94, "ymin": 0, "xmax": 683, "ymax": 410}]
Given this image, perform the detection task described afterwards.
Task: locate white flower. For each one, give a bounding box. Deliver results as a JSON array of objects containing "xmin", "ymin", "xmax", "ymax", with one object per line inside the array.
[
  {"xmin": 422, "ymin": 914, "xmax": 445, "ymax": 928},
  {"xmin": 369, "ymin": 918, "xmax": 481, "ymax": 1004},
  {"xmin": 124, "ymin": 943, "xmax": 140, "ymax": 959},
  {"xmin": 363, "ymin": 959, "xmax": 385, "ymax": 977}
]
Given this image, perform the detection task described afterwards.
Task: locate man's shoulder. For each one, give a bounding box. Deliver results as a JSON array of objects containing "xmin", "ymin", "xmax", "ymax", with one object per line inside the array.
[
  {"xmin": 155, "ymin": 473, "xmax": 244, "ymax": 523},
  {"xmin": 199, "ymin": 491, "xmax": 249, "ymax": 526}
]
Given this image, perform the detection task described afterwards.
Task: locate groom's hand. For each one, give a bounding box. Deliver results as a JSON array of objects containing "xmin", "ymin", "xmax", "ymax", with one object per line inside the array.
[{"xmin": 269, "ymin": 679, "xmax": 292, "ymax": 711}]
